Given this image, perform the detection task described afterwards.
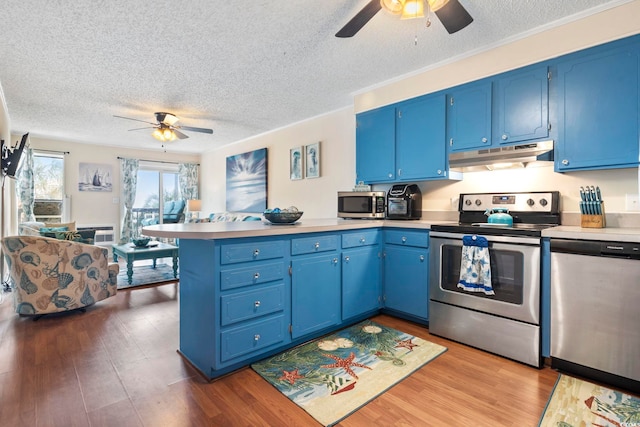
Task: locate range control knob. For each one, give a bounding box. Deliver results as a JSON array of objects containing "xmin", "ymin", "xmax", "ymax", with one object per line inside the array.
[
  {"xmin": 464, "ymin": 199, "xmax": 472, "ymax": 206},
  {"xmin": 539, "ymin": 198, "xmax": 548, "ymax": 207},
  {"xmin": 527, "ymin": 198, "xmax": 535, "ymax": 206},
  {"xmin": 474, "ymin": 199, "xmax": 482, "ymax": 206}
]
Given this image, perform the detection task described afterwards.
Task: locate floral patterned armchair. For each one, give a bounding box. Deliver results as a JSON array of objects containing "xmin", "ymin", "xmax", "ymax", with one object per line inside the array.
[{"xmin": 1, "ymin": 236, "xmax": 119, "ymax": 315}]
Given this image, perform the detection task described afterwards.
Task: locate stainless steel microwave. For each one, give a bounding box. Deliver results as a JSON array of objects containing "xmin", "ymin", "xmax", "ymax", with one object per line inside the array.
[{"xmin": 337, "ymin": 191, "xmax": 386, "ymax": 219}]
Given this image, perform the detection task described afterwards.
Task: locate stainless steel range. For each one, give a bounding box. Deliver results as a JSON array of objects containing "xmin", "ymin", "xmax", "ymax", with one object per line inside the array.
[{"xmin": 429, "ymin": 191, "xmax": 560, "ymax": 367}]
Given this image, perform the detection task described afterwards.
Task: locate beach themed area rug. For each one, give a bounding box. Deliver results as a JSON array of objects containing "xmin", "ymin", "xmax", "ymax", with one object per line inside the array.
[
  {"xmin": 539, "ymin": 374, "xmax": 640, "ymax": 427},
  {"xmin": 116, "ymin": 264, "xmax": 178, "ymax": 290},
  {"xmin": 251, "ymin": 320, "xmax": 447, "ymax": 426}
]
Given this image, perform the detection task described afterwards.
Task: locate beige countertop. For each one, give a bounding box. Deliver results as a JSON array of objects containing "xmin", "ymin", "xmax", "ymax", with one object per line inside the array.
[
  {"xmin": 142, "ymin": 218, "xmax": 451, "ymax": 240},
  {"xmin": 542, "ymin": 225, "xmax": 640, "ymax": 243}
]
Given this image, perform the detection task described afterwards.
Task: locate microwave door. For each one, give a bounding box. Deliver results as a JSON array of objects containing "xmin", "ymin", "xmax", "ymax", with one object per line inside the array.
[{"xmin": 339, "ymin": 196, "xmax": 373, "ymax": 213}]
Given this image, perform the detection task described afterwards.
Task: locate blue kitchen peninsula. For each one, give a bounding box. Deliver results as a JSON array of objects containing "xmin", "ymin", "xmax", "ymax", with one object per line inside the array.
[{"xmin": 143, "ymin": 219, "xmax": 435, "ymax": 380}]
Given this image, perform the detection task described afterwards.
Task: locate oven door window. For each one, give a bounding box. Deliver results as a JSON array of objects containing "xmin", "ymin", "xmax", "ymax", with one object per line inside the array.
[
  {"xmin": 339, "ymin": 196, "xmax": 372, "ymax": 213},
  {"xmin": 387, "ymin": 199, "xmax": 407, "ymax": 216},
  {"xmin": 441, "ymin": 244, "xmax": 524, "ymax": 304}
]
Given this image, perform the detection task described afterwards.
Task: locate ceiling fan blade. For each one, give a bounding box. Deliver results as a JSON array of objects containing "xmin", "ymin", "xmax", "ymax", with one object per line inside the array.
[
  {"xmin": 127, "ymin": 126, "xmax": 156, "ymax": 131},
  {"xmin": 335, "ymin": 0, "xmax": 382, "ymax": 38},
  {"xmin": 434, "ymin": 0, "xmax": 474, "ymax": 34},
  {"xmin": 173, "ymin": 129, "xmax": 189, "ymax": 139},
  {"xmin": 113, "ymin": 115, "xmax": 157, "ymax": 125},
  {"xmin": 179, "ymin": 125, "xmax": 214, "ymax": 134}
]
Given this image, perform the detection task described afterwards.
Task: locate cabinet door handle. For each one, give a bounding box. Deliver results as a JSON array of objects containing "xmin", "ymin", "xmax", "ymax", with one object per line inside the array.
[
  {"xmin": 388, "ymin": 172, "xmax": 393, "ymax": 178},
  {"xmin": 419, "ymin": 255, "xmax": 425, "ymax": 262},
  {"xmin": 314, "ymin": 242, "xmax": 320, "ymax": 249},
  {"xmin": 562, "ymin": 159, "xmax": 569, "ymax": 165},
  {"xmin": 254, "ymin": 334, "xmax": 261, "ymax": 341},
  {"xmin": 437, "ymin": 169, "xmax": 442, "ymax": 175},
  {"xmin": 481, "ymin": 137, "xmax": 488, "ymax": 143},
  {"xmin": 501, "ymin": 134, "xmax": 508, "ymax": 140},
  {"xmin": 344, "ymin": 256, "xmax": 350, "ymax": 263},
  {"xmin": 332, "ymin": 258, "xmax": 338, "ymax": 264},
  {"xmin": 253, "ymin": 249, "xmax": 260, "ymax": 257},
  {"xmin": 254, "ymin": 301, "xmax": 261, "ymax": 308},
  {"xmin": 449, "ymin": 138, "xmax": 453, "ymax": 146},
  {"xmin": 398, "ymin": 168, "xmax": 402, "ymax": 176},
  {"xmin": 253, "ymin": 272, "xmax": 260, "ymax": 279}
]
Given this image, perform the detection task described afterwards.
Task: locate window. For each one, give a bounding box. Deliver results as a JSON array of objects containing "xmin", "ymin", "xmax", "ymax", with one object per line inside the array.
[
  {"xmin": 132, "ymin": 162, "xmax": 181, "ymax": 234},
  {"xmin": 23, "ymin": 153, "xmax": 65, "ymax": 223}
]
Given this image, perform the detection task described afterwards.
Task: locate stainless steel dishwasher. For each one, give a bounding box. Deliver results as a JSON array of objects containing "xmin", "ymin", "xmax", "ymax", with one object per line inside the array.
[{"xmin": 550, "ymin": 238, "xmax": 640, "ymax": 394}]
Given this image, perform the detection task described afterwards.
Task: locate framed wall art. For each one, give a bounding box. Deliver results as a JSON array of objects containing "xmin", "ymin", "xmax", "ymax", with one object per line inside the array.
[
  {"xmin": 305, "ymin": 142, "xmax": 320, "ymax": 179},
  {"xmin": 290, "ymin": 146, "xmax": 303, "ymax": 180},
  {"xmin": 79, "ymin": 162, "xmax": 113, "ymax": 192},
  {"xmin": 226, "ymin": 147, "xmax": 268, "ymax": 213}
]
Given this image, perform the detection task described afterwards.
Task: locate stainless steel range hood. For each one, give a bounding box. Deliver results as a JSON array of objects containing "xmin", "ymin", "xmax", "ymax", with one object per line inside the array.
[{"xmin": 449, "ymin": 140, "xmax": 554, "ymax": 171}]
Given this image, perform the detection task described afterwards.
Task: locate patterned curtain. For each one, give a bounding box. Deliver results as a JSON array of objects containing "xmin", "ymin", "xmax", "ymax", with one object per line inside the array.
[
  {"xmin": 178, "ymin": 163, "xmax": 199, "ymax": 201},
  {"xmin": 119, "ymin": 158, "xmax": 139, "ymax": 244},
  {"xmin": 16, "ymin": 147, "xmax": 35, "ymax": 223}
]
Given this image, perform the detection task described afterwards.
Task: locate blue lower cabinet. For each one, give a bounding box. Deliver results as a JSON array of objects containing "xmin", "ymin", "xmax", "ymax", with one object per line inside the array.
[
  {"xmin": 383, "ymin": 243, "xmax": 429, "ymax": 320},
  {"xmin": 342, "ymin": 245, "xmax": 381, "ymax": 320},
  {"xmin": 291, "ymin": 252, "xmax": 341, "ymax": 339}
]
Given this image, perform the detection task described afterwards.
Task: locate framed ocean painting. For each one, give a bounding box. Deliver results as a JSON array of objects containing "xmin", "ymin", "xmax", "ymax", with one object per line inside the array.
[
  {"xmin": 305, "ymin": 142, "xmax": 320, "ymax": 179},
  {"xmin": 290, "ymin": 146, "xmax": 303, "ymax": 180},
  {"xmin": 226, "ymin": 148, "xmax": 268, "ymax": 213}
]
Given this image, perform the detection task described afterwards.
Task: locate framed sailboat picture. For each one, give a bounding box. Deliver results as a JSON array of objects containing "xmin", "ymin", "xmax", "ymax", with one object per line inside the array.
[{"xmin": 79, "ymin": 162, "xmax": 113, "ymax": 192}]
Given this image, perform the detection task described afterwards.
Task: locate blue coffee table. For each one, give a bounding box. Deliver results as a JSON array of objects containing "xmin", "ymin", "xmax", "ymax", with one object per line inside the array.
[{"xmin": 112, "ymin": 242, "xmax": 179, "ymax": 284}]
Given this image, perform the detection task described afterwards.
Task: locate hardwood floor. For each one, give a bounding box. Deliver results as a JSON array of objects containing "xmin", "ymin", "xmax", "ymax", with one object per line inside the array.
[{"xmin": 0, "ymin": 283, "xmax": 560, "ymax": 426}]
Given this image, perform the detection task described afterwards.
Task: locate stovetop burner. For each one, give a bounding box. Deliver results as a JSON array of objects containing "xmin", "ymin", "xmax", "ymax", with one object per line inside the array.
[{"xmin": 431, "ymin": 191, "xmax": 561, "ymax": 237}]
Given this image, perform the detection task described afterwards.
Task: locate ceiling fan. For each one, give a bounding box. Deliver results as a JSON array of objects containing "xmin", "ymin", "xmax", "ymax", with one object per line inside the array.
[
  {"xmin": 336, "ymin": 0, "xmax": 473, "ymax": 38},
  {"xmin": 114, "ymin": 112, "xmax": 213, "ymax": 142}
]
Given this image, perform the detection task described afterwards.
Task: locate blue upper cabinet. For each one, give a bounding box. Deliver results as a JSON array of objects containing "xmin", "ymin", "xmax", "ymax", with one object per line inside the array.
[
  {"xmin": 555, "ymin": 42, "xmax": 640, "ymax": 171},
  {"xmin": 396, "ymin": 94, "xmax": 448, "ymax": 180},
  {"xmin": 494, "ymin": 66, "xmax": 549, "ymax": 145},
  {"xmin": 355, "ymin": 105, "xmax": 396, "ymax": 182},
  {"xmin": 356, "ymin": 93, "xmax": 451, "ymax": 183},
  {"xmin": 447, "ymin": 81, "xmax": 492, "ymax": 152}
]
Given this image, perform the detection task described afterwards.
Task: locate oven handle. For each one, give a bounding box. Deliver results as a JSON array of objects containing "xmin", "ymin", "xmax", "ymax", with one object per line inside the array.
[{"xmin": 429, "ymin": 231, "xmax": 541, "ymax": 245}]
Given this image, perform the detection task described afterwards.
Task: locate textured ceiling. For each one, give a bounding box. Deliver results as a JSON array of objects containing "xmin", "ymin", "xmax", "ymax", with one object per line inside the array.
[{"xmin": 0, "ymin": 0, "xmax": 627, "ymax": 154}]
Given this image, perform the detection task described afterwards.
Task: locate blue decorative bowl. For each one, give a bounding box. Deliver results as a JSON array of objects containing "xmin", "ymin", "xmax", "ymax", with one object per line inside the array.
[
  {"xmin": 263, "ymin": 212, "xmax": 303, "ymax": 224},
  {"xmin": 131, "ymin": 237, "xmax": 151, "ymax": 247}
]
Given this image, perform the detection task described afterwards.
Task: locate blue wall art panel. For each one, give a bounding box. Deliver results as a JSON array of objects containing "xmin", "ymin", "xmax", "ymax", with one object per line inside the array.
[{"xmin": 226, "ymin": 147, "xmax": 268, "ymax": 213}]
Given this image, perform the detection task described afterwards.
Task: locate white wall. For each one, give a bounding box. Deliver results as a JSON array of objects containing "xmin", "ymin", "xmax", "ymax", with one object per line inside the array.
[
  {"xmin": 200, "ymin": 1, "xmax": 640, "ymax": 222},
  {"xmin": 200, "ymin": 108, "xmax": 355, "ymax": 219},
  {"xmin": 11, "ymin": 135, "xmax": 199, "ymax": 240}
]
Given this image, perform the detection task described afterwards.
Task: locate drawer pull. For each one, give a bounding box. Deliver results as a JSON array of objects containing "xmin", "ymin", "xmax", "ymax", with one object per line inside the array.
[
  {"xmin": 401, "ymin": 236, "xmax": 407, "ymax": 243},
  {"xmin": 253, "ymin": 272, "xmax": 260, "ymax": 279},
  {"xmin": 254, "ymin": 334, "xmax": 261, "ymax": 341},
  {"xmin": 253, "ymin": 249, "xmax": 260, "ymax": 257},
  {"xmin": 333, "ymin": 258, "xmax": 338, "ymax": 264},
  {"xmin": 314, "ymin": 242, "xmax": 320, "ymax": 249},
  {"xmin": 254, "ymin": 300, "xmax": 261, "ymax": 308},
  {"xmin": 360, "ymin": 237, "xmax": 366, "ymax": 244}
]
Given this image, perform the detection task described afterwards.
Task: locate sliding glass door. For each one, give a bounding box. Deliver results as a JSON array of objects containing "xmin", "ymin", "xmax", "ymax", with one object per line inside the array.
[{"xmin": 133, "ymin": 164, "xmax": 180, "ymax": 235}]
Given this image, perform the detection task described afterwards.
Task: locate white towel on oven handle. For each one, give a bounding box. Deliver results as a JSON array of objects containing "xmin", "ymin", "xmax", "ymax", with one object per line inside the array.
[{"xmin": 457, "ymin": 235, "xmax": 494, "ymax": 295}]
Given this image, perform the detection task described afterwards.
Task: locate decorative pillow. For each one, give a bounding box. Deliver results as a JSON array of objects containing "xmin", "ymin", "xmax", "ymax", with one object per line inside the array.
[
  {"xmin": 45, "ymin": 221, "xmax": 76, "ymax": 231},
  {"xmin": 39, "ymin": 226, "xmax": 69, "ymax": 238},
  {"xmin": 54, "ymin": 229, "xmax": 97, "ymax": 244}
]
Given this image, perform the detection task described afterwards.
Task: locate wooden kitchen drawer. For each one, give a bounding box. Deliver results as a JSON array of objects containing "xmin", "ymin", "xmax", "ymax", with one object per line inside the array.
[
  {"xmin": 220, "ymin": 261, "xmax": 286, "ymax": 291},
  {"xmin": 220, "ymin": 283, "xmax": 286, "ymax": 326},
  {"xmin": 221, "ymin": 240, "xmax": 286, "ymax": 264},
  {"xmin": 384, "ymin": 229, "xmax": 429, "ymax": 248},
  {"xmin": 220, "ymin": 315, "xmax": 286, "ymax": 363},
  {"xmin": 342, "ymin": 229, "xmax": 380, "ymax": 248},
  {"xmin": 291, "ymin": 234, "xmax": 338, "ymax": 255}
]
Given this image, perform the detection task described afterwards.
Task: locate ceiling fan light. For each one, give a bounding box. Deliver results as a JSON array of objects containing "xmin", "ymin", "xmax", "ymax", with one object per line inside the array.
[
  {"xmin": 163, "ymin": 128, "xmax": 175, "ymax": 141},
  {"xmin": 380, "ymin": 0, "xmax": 404, "ymax": 15},
  {"xmin": 400, "ymin": 0, "xmax": 425, "ymax": 19},
  {"xmin": 152, "ymin": 128, "xmax": 164, "ymax": 141},
  {"xmin": 426, "ymin": 0, "xmax": 448, "ymax": 12}
]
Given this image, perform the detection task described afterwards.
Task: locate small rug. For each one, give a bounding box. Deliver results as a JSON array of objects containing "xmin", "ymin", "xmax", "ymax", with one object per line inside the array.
[
  {"xmin": 251, "ymin": 320, "xmax": 447, "ymax": 426},
  {"xmin": 116, "ymin": 264, "xmax": 178, "ymax": 290},
  {"xmin": 539, "ymin": 374, "xmax": 640, "ymax": 427}
]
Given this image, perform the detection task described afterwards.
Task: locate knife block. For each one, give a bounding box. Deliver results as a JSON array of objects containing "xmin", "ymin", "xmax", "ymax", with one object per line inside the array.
[{"xmin": 581, "ymin": 203, "xmax": 605, "ymax": 228}]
